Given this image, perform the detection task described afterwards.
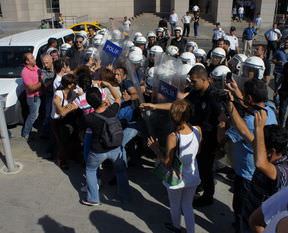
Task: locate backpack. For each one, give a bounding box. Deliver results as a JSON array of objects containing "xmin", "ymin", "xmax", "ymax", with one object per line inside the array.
[{"xmin": 94, "ymin": 113, "xmax": 124, "ymax": 148}]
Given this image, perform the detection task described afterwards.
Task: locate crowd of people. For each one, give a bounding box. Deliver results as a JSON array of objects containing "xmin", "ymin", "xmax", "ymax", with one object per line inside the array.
[{"xmin": 20, "ymin": 9, "xmax": 288, "ymax": 233}]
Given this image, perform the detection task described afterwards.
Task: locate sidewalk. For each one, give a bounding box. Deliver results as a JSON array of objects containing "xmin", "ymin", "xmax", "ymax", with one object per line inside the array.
[{"xmin": 0, "ymin": 126, "xmax": 235, "ymax": 233}]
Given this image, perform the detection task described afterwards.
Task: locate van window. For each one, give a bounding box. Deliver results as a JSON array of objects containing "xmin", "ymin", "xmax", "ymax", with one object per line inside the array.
[{"xmin": 0, "ymin": 46, "xmax": 34, "ymax": 78}]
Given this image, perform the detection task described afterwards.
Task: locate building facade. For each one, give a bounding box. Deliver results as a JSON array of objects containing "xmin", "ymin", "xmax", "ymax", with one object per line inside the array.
[{"xmin": 0, "ymin": 0, "xmax": 282, "ymax": 28}]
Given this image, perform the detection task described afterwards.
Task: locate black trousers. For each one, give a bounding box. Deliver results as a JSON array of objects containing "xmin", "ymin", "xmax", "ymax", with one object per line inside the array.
[
  {"xmin": 266, "ymin": 40, "xmax": 278, "ymax": 59},
  {"xmin": 183, "ymin": 23, "xmax": 190, "ymax": 37},
  {"xmin": 197, "ymin": 137, "xmax": 217, "ymax": 198}
]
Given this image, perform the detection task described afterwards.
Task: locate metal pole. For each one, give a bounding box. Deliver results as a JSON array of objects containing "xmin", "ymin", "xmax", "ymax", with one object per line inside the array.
[
  {"xmin": 50, "ymin": 0, "xmax": 54, "ymax": 28},
  {"xmin": 0, "ymin": 97, "xmax": 15, "ymax": 172}
]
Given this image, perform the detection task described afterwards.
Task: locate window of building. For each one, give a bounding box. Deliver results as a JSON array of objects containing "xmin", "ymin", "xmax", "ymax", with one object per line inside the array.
[
  {"xmin": 46, "ymin": 0, "xmax": 60, "ymax": 13},
  {"xmin": 0, "ymin": 3, "xmax": 3, "ymax": 17}
]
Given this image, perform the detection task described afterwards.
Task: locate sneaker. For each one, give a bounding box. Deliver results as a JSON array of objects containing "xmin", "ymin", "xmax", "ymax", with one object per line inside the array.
[
  {"xmin": 193, "ymin": 195, "xmax": 214, "ymax": 208},
  {"xmin": 81, "ymin": 200, "xmax": 100, "ymax": 206}
]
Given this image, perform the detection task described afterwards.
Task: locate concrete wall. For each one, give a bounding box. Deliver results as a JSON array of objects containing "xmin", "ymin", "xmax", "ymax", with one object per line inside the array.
[
  {"xmin": 215, "ymin": 0, "xmax": 233, "ymax": 26},
  {"xmin": 173, "ymin": 0, "xmax": 189, "ymax": 20},
  {"xmin": 260, "ymin": 0, "xmax": 276, "ymax": 27}
]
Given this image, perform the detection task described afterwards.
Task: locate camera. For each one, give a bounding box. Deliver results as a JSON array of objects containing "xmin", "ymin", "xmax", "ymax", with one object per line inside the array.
[{"xmin": 211, "ymin": 89, "xmax": 231, "ymax": 103}]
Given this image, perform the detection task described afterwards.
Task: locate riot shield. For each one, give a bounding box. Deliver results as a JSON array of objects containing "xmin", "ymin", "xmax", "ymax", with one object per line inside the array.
[{"xmin": 148, "ymin": 53, "xmax": 187, "ymax": 146}]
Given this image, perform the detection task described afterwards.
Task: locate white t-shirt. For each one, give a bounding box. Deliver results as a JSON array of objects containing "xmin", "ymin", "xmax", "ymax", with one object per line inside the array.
[
  {"xmin": 224, "ymin": 35, "xmax": 239, "ymax": 51},
  {"xmin": 123, "ymin": 20, "xmax": 131, "ymax": 31},
  {"xmin": 51, "ymin": 90, "xmax": 76, "ymax": 119},
  {"xmin": 213, "ymin": 28, "xmax": 225, "ymax": 40},
  {"xmin": 53, "ymin": 74, "xmax": 62, "ymax": 92},
  {"xmin": 182, "ymin": 15, "xmax": 192, "ymax": 24},
  {"xmin": 262, "ymin": 187, "xmax": 288, "ymax": 225},
  {"xmin": 193, "ymin": 5, "xmax": 200, "ymax": 12},
  {"xmin": 238, "ymin": 7, "xmax": 244, "ymax": 14},
  {"xmin": 265, "ymin": 29, "xmax": 282, "ymax": 41},
  {"xmin": 169, "ymin": 13, "xmax": 178, "ymax": 24}
]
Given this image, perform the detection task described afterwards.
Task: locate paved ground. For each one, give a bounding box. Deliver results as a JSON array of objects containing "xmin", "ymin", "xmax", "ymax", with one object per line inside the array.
[
  {"xmin": 0, "ymin": 13, "xmax": 273, "ymax": 233},
  {"xmin": 0, "ymin": 125, "xmax": 235, "ymax": 233}
]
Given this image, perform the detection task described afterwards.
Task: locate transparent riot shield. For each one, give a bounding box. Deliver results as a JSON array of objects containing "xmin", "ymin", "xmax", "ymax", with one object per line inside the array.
[{"xmin": 148, "ymin": 53, "xmax": 187, "ymax": 146}]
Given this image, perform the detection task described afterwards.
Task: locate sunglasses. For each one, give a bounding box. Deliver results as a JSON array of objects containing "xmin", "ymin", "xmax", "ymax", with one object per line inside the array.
[{"xmin": 76, "ymin": 40, "xmax": 83, "ymax": 44}]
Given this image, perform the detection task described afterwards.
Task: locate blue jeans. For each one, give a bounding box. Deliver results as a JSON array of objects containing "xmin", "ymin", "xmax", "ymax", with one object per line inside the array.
[
  {"xmin": 194, "ymin": 22, "xmax": 199, "ymax": 37},
  {"xmin": 279, "ymin": 94, "xmax": 288, "ymax": 127},
  {"xmin": 239, "ymin": 14, "xmax": 243, "ymax": 22},
  {"xmin": 86, "ymin": 147, "xmax": 130, "ymax": 202},
  {"xmin": 121, "ymin": 126, "xmax": 138, "ymax": 166},
  {"xmin": 22, "ymin": 96, "xmax": 41, "ymax": 137}
]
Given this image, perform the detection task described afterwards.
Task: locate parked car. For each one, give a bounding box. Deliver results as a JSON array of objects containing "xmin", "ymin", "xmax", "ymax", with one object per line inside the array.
[
  {"xmin": 0, "ymin": 29, "xmax": 74, "ymax": 125},
  {"xmin": 67, "ymin": 22, "xmax": 105, "ymax": 33}
]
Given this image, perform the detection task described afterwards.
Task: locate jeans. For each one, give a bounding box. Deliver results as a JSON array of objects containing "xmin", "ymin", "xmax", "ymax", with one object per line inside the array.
[
  {"xmin": 167, "ymin": 186, "xmax": 197, "ymax": 233},
  {"xmin": 170, "ymin": 22, "xmax": 176, "ymax": 35},
  {"xmin": 121, "ymin": 127, "xmax": 138, "ymax": 166},
  {"xmin": 194, "ymin": 22, "xmax": 199, "ymax": 37},
  {"xmin": 22, "ymin": 96, "xmax": 41, "ymax": 137},
  {"xmin": 86, "ymin": 147, "xmax": 130, "ymax": 202},
  {"xmin": 183, "ymin": 23, "xmax": 190, "ymax": 37},
  {"xmin": 279, "ymin": 94, "xmax": 288, "ymax": 127},
  {"xmin": 239, "ymin": 13, "xmax": 244, "ymax": 22}
]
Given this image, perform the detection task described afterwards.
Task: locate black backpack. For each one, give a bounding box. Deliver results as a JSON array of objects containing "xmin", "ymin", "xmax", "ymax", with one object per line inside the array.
[{"xmin": 94, "ymin": 113, "xmax": 123, "ymax": 148}]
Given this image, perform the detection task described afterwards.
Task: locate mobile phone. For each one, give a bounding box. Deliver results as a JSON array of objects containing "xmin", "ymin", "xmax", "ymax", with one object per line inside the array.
[{"xmin": 226, "ymin": 72, "xmax": 232, "ymax": 83}]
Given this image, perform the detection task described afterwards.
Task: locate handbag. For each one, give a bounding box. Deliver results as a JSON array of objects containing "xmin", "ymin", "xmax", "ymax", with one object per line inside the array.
[{"xmin": 153, "ymin": 133, "xmax": 183, "ymax": 186}]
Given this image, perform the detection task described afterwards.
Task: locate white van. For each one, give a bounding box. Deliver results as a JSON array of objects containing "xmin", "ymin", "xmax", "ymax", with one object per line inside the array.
[{"xmin": 0, "ymin": 29, "xmax": 74, "ymax": 125}]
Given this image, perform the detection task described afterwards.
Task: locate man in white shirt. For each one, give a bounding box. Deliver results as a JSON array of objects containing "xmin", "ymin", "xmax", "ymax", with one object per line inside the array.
[
  {"xmin": 182, "ymin": 12, "xmax": 192, "ymax": 37},
  {"xmin": 123, "ymin": 16, "xmax": 131, "ymax": 32},
  {"xmin": 224, "ymin": 26, "xmax": 240, "ymax": 53},
  {"xmin": 238, "ymin": 6, "xmax": 244, "ymax": 22},
  {"xmin": 169, "ymin": 9, "xmax": 178, "ymax": 36},
  {"xmin": 212, "ymin": 22, "xmax": 225, "ymax": 47},
  {"xmin": 249, "ymin": 187, "xmax": 288, "ymax": 233},
  {"xmin": 265, "ymin": 23, "xmax": 282, "ymax": 59}
]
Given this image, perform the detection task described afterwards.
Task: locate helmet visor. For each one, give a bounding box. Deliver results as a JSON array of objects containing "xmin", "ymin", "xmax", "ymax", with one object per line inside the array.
[{"xmin": 241, "ymin": 64, "xmax": 262, "ymax": 80}]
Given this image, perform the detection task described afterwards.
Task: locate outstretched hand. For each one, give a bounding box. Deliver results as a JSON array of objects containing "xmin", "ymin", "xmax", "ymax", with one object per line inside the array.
[
  {"xmin": 254, "ymin": 110, "xmax": 267, "ymax": 129},
  {"xmin": 147, "ymin": 136, "xmax": 160, "ymax": 154}
]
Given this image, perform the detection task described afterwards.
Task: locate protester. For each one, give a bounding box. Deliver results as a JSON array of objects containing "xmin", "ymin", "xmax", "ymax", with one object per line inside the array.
[
  {"xmin": 81, "ymin": 84, "xmax": 130, "ymax": 206},
  {"xmin": 148, "ymin": 99, "xmax": 202, "ymax": 233},
  {"xmin": 87, "ymin": 27, "xmax": 96, "ymax": 46},
  {"xmin": 21, "ymin": 53, "xmax": 42, "ymax": 140},
  {"xmin": 278, "ymin": 62, "xmax": 288, "ymax": 127},
  {"xmin": 50, "ymin": 74, "xmax": 78, "ymax": 169},
  {"xmin": 254, "ymin": 45, "xmax": 271, "ymax": 84},
  {"xmin": 222, "ymin": 79, "xmax": 277, "ymax": 233}
]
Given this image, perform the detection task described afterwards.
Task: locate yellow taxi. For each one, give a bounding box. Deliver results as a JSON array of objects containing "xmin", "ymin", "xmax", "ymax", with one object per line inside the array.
[{"xmin": 67, "ymin": 22, "xmax": 105, "ymax": 33}]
